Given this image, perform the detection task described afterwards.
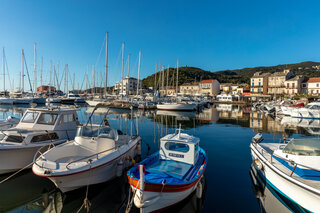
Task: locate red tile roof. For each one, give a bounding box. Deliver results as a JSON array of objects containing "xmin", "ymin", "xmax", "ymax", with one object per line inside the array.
[
  {"xmin": 200, "ymin": 79, "xmax": 216, "ymax": 83},
  {"xmin": 306, "ymin": 77, "xmax": 320, "ymax": 83}
]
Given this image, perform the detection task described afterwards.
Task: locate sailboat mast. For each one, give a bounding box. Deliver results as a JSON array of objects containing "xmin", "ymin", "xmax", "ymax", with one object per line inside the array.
[
  {"xmin": 166, "ymin": 65, "xmax": 169, "ymax": 95},
  {"xmin": 86, "ymin": 65, "xmax": 88, "ymax": 94},
  {"xmin": 105, "ymin": 32, "xmax": 108, "ymax": 96},
  {"xmin": 121, "ymin": 42, "xmax": 125, "ymax": 96},
  {"xmin": 176, "ymin": 58, "xmax": 179, "ymax": 96},
  {"xmin": 49, "ymin": 60, "xmax": 52, "ymax": 94},
  {"xmin": 3, "ymin": 48, "xmax": 5, "ymax": 93},
  {"xmin": 154, "ymin": 62, "xmax": 157, "ymax": 94},
  {"xmin": 137, "ymin": 51, "xmax": 141, "ymax": 96},
  {"xmin": 34, "ymin": 43, "xmax": 37, "ymax": 95},
  {"xmin": 21, "ymin": 49, "xmax": 24, "ymax": 93}
]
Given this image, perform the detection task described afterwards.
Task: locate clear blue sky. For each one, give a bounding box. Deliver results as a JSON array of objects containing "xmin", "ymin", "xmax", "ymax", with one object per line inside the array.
[{"xmin": 1, "ymin": 0, "xmax": 320, "ymax": 91}]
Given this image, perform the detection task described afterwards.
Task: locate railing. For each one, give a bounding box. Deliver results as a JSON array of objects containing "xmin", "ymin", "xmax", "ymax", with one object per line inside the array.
[{"xmin": 253, "ymin": 141, "xmax": 320, "ymax": 178}]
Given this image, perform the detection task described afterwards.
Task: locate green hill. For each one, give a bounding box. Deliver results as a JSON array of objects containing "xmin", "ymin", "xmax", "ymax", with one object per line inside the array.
[{"xmin": 142, "ymin": 61, "xmax": 320, "ymax": 88}]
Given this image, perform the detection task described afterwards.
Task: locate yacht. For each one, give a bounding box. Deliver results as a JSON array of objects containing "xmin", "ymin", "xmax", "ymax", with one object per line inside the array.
[
  {"xmin": 61, "ymin": 93, "xmax": 85, "ymax": 104},
  {"xmin": 0, "ymin": 107, "xmax": 79, "ymax": 174},
  {"xmin": 127, "ymin": 128, "xmax": 207, "ymax": 212},
  {"xmin": 290, "ymin": 102, "xmax": 320, "ymax": 119},
  {"xmin": 250, "ymin": 133, "xmax": 320, "ymax": 212},
  {"xmin": 33, "ymin": 105, "xmax": 141, "ymax": 192}
]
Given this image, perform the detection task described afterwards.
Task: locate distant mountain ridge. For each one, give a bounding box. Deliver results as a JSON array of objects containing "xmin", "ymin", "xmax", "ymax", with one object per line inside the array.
[{"xmin": 142, "ymin": 61, "xmax": 320, "ymax": 88}]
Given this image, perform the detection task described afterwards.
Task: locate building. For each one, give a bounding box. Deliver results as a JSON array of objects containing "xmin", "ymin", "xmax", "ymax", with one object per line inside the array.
[
  {"xmin": 268, "ymin": 69, "xmax": 294, "ymax": 95},
  {"xmin": 114, "ymin": 76, "xmax": 142, "ymax": 95},
  {"xmin": 301, "ymin": 77, "xmax": 320, "ymax": 95},
  {"xmin": 284, "ymin": 75, "xmax": 305, "ymax": 95},
  {"xmin": 37, "ymin": 85, "xmax": 56, "ymax": 93},
  {"xmin": 179, "ymin": 82, "xmax": 200, "ymax": 96},
  {"xmin": 199, "ymin": 79, "xmax": 220, "ymax": 96},
  {"xmin": 250, "ymin": 72, "xmax": 270, "ymax": 95}
]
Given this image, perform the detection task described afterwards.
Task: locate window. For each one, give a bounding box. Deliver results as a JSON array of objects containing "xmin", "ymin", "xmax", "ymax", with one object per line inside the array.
[
  {"xmin": 37, "ymin": 113, "xmax": 58, "ymax": 125},
  {"xmin": 22, "ymin": 112, "xmax": 39, "ymax": 123},
  {"xmin": 6, "ymin": 135, "xmax": 25, "ymax": 143},
  {"xmin": 292, "ymin": 83, "xmax": 295, "ymax": 88},
  {"xmin": 165, "ymin": 142, "xmax": 190, "ymax": 153},
  {"xmin": 252, "ymin": 88, "xmax": 254, "ymax": 92},
  {"xmin": 317, "ymin": 84, "xmax": 319, "ymax": 87},
  {"xmin": 31, "ymin": 133, "xmax": 59, "ymax": 143},
  {"xmin": 60, "ymin": 114, "xmax": 75, "ymax": 123}
]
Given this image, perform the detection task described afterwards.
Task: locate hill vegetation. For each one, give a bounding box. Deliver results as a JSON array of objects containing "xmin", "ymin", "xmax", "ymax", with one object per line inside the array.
[{"xmin": 142, "ymin": 61, "xmax": 320, "ymax": 88}]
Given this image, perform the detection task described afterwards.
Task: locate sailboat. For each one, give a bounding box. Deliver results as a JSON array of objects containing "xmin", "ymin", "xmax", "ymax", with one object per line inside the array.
[{"xmin": 157, "ymin": 59, "xmax": 196, "ymax": 111}]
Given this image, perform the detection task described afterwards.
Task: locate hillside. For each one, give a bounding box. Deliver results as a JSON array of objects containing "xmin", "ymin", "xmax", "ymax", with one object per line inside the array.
[{"xmin": 142, "ymin": 61, "xmax": 320, "ymax": 88}]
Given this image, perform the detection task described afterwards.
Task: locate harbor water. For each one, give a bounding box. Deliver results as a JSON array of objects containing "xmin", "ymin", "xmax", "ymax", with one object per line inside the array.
[{"xmin": 0, "ymin": 104, "xmax": 315, "ymax": 213}]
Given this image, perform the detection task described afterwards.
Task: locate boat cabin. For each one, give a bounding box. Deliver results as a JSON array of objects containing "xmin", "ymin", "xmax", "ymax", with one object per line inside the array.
[{"xmin": 159, "ymin": 131, "xmax": 200, "ymax": 165}]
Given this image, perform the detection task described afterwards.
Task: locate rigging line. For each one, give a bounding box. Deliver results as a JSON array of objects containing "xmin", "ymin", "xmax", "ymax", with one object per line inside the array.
[
  {"xmin": 95, "ymin": 36, "xmax": 106, "ymax": 68},
  {"xmin": 3, "ymin": 51, "xmax": 13, "ymax": 90},
  {"xmin": 79, "ymin": 69, "xmax": 86, "ymax": 91},
  {"xmin": 23, "ymin": 53, "xmax": 33, "ymax": 92}
]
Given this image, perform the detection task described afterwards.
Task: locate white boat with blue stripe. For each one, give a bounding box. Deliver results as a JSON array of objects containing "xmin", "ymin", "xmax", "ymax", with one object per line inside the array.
[{"xmin": 250, "ymin": 133, "xmax": 320, "ymax": 212}]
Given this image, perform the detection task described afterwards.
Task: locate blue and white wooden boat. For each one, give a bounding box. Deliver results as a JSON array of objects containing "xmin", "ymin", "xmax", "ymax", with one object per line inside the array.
[
  {"xmin": 127, "ymin": 128, "xmax": 207, "ymax": 212},
  {"xmin": 250, "ymin": 133, "xmax": 320, "ymax": 212}
]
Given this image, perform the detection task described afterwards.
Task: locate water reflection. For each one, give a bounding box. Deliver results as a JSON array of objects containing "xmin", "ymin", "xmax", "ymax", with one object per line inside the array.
[{"xmin": 249, "ymin": 165, "xmax": 308, "ymax": 213}]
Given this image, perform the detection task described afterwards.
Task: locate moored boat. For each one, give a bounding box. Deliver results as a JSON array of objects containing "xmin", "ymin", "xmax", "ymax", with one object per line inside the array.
[
  {"xmin": 290, "ymin": 102, "xmax": 320, "ymax": 119},
  {"xmin": 250, "ymin": 133, "xmax": 320, "ymax": 212},
  {"xmin": 156, "ymin": 102, "xmax": 196, "ymax": 111},
  {"xmin": 0, "ymin": 107, "xmax": 79, "ymax": 174},
  {"xmin": 32, "ymin": 105, "xmax": 141, "ymax": 192},
  {"xmin": 127, "ymin": 128, "xmax": 207, "ymax": 212}
]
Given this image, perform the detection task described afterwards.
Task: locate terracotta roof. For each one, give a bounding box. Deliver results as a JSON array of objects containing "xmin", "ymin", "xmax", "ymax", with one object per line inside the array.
[
  {"xmin": 306, "ymin": 77, "xmax": 320, "ymax": 83},
  {"xmin": 200, "ymin": 79, "xmax": 216, "ymax": 83}
]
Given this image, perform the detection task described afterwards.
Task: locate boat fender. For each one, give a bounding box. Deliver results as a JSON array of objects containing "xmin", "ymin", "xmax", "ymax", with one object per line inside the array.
[
  {"xmin": 136, "ymin": 143, "xmax": 141, "ymax": 155},
  {"xmin": 253, "ymin": 159, "xmax": 263, "ymax": 170},
  {"xmin": 196, "ymin": 180, "xmax": 203, "ymax": 199},
  {"xmin": 134, "ymin": 195, "xmax": 161, "ymax": 208},
  {"xmin": 116, "ymin": 160, "xmax": 124, "ymax": 177}
]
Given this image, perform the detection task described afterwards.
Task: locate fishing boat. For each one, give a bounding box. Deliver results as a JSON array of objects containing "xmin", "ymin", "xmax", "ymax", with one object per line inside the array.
[
  {"xmin": 290, "ymin": 102, "xmax": 320, "ymax": 119},
  {"xmin": 250, "ymin": 133, "xmax": 320, "ymax": 212},
  {"xmin": 0, "ymin": 107, "xmax": 79, "ymax": 174},
  {"xmin": 32, "ymin": 104, "xmax": 141, "ymax": 192},
  {"xmin": 127, "ymin": 128, "xmax": 207, "ymax": 212}
]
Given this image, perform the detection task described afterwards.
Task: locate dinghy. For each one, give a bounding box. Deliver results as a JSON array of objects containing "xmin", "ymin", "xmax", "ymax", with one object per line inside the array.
[
  {"xmin": 33, "ymin": 105, "xmax": 141, "ymax": 192},
  {"xmin": 127, "ymin": 128, "xmax": 207, "ymax": 212}
]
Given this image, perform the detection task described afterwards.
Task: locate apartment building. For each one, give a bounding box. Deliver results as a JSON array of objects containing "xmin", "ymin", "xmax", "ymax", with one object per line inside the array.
[
  {"xmin": 268, "ymin": 69, "xmax": 294, "ymax": 95},
  {"xmin": 114, "ymin": 76, "xmax": 142, "ymax": 95},
  {"xmin": 284, "ymin": 76, "xmax": 305, "ymax": 95},
  {"xmin": 199, "ymin": 79, "xmax": 220, "ymax": 96},
  {"xmin": 301, "ymin": 77, "xmax": 320, "ymax": 95},
  {"xmin": 179, "ymin": 82, "xmax": 200, "ymax": 96},
  {"xmin": 250, "ymin": 72, "xmax": 270, "ymax": 95}
]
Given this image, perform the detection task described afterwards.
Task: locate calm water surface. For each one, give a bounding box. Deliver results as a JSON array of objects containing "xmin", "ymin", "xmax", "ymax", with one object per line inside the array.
[{"xmin": 0, "ymin": 104, "xmax": 316, "ymax": 213}]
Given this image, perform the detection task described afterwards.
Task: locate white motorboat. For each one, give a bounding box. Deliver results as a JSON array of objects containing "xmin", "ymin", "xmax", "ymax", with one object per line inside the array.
[
  {"xmin": 290, "ymin": 102, "xmax": 320, "ymax": 119},
  {"xmin": 33, "ymin": 105, "xmax": 141, "ymax": 192},
  {"xmin": 0, "ymin": 107, "xmax": 79, "ymax": 174},
  {"xmin": 250, "ymin": 133, "xmax": 320, "ymax": 212},
  {"xmin": 61, "ymin": 93, "xmax": 85, "ymax": 104},
  {"xmin": 86, "ymin": 99, "xmax": 108, "ymax": 106},
  {"xmin": 157, "ymin": 102, "xmax": 196, "ymax": 111},
  {"xmin": 127, "ymin": 128, "xmax": 207, "ymax": 212}
]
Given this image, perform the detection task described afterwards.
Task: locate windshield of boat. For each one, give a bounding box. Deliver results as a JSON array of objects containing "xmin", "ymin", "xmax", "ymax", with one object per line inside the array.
[
  {"xmin": 37, "ymin": 113, "xmax": 58, "ymax": 125},
  {"xmin": 308, "ymin": 104, "xmax": 320, "ymax": 110},
  {"xmin": 76, "ymin": 126, "xmax": 115, "ymax": 138},
  {"xmin": 283, "ymin": 139, "xmax": 320, "ymax": 156},
  {"xmin": 21, "ymin": 112, "xmax": 39, "ymax": 123},
  {"xmin": 165, "ymin": 142, "xmax": 190, "ymax": 153}
]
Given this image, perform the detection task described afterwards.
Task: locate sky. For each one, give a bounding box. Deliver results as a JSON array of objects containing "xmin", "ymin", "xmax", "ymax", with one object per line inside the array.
[{"xmin": 1, "ymin": 0, "xmax": 320, "ymax": 92}]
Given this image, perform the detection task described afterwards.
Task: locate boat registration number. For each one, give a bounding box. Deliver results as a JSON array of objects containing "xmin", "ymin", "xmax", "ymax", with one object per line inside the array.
[{"xmin": 169, "ymin": 153, "xmax": 184, "ymax": 158}]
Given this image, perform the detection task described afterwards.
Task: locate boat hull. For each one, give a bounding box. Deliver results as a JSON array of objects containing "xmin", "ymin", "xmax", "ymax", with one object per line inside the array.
[
  {"xmin": 291, "ymin": 109, "xmax": 320, "ymax": 119},
  {"xmin": 250, "ymin": 143, "xmax": 320, "ymax": 212},
  {"xmin": 33, "ymin": 137, "xmax": 141, "ymax": 192},
  {"xmin": 156, "ymin": 103, "xmax": 196, "ymax": 111}
]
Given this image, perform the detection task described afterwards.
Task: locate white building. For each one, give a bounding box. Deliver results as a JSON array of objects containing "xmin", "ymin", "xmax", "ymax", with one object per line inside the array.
[
  {"xmin": 114, "ymin": 76, "xmax": 142, "ymax": 95},
  {"xmin": 301, "ymin": 77, "xmax": 320, "ymax": 95},
  {"xmin": 284, "ymin": 75, "xmax": 305, "ymax": 95},
  {"xmin": 200, "ymin": 79, "xmax": 220, "ymax": 96}
]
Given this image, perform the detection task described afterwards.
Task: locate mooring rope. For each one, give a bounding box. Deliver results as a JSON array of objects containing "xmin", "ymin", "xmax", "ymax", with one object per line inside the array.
[
  {"xmin": 76, "ymin": 159, "xmax": 93, "ymax": 213},
  {"xmin": 0, "ymin": 161, "xmax": 34, "ymax": 184}
]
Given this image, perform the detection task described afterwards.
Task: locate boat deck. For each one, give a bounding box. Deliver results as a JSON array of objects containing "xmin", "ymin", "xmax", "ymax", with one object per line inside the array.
[{"xmin": 256, "ymin": 143, "xmax": 320, "ymax": 190}]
